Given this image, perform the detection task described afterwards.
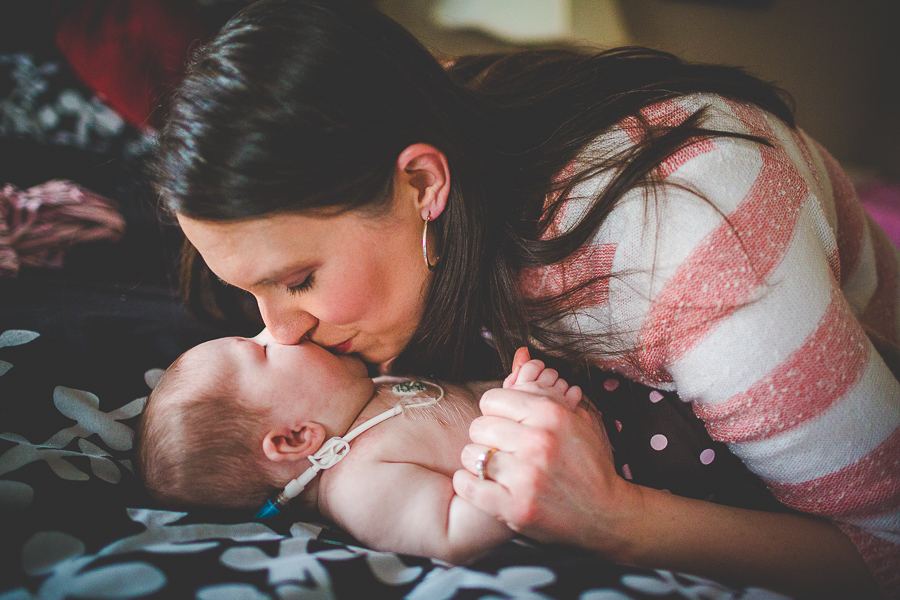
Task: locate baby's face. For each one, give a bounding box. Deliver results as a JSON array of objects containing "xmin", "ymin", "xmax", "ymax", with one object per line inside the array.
[{"xmin": 183, "ymin": 337, "xmax": 374, "ymax": 416}]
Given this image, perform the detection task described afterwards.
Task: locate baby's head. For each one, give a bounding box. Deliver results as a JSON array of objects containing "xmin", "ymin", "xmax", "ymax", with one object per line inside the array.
[{"xmin": 135, "ymin": 337, "xmax": 374, "ymax": 511}]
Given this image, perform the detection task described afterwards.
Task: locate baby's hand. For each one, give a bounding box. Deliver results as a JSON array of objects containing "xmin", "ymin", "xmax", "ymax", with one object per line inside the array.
[{"xmin": 502, "ymin": 347, "xmax": 583, "ymax": 411}]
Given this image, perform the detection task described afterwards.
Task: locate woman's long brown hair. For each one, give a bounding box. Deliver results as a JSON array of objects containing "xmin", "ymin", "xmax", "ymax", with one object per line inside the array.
[{"xmin": 155, "ymin": 0, "xmax": 794, "ymax": 381}]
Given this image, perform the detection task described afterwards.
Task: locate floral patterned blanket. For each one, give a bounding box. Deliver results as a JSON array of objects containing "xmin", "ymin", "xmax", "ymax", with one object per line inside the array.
[{"xmin": 0, "ymin": 276, "xmax": 799, "ymax": 600}]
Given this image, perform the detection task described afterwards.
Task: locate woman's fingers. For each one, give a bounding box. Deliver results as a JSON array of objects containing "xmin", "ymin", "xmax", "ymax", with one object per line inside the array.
[
  {"xmin": 455, "ymin": 444, "xmax": 540, "ymax": 532},
  {"xmin": 479, "ymin": 387, "xmax": 572, "ymax": 425},
  {"xmin": 461, "ymin": 444, "xmax": 505, "ymax": 481},
  {"xmin": 452, "ymin": 469, "xmax": 515, "ymax": 527},
  {"xmin": 454, "ymin": 444, "xmax": 516, "ymax": 527},
  {"xmin": 468, "ymin": 414, "xmax": 533, "ymax": 449}
]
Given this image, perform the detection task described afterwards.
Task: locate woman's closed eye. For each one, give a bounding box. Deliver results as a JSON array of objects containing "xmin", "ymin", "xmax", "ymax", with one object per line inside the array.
[{"xmin": 287, "ymin": 273, "xmax": 315, "ymax": 295}]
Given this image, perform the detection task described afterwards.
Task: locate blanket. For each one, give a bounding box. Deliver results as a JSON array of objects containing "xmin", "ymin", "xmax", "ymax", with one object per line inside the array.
[{"xmin": 0, "ymin": 274, "xmax": 792, "ymax": 599}]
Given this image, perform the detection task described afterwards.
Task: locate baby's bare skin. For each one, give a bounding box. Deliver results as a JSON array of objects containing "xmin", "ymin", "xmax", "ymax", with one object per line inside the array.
[
  {"xmin": 316, "ymin": 362, "xmax": 581, "ymax": 563},
  {"xmin": 317, "ymin": 380, "xmax": 502, "ymax": 562}
]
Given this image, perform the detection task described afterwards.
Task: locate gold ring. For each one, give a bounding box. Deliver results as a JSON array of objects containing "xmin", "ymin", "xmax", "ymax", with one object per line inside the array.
[{"xmin": 476, "ymin": 448, "xmax": 498, "ymax": 481}]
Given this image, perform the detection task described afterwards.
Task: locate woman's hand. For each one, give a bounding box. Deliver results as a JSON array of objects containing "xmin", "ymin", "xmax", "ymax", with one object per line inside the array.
[
  {"xmin": 455, "ymin": 348, "xmax": 880, "ymax": 599},
  {"xmin": 453, "ymin": 348, "xmax": 638, "ymax": 556}
]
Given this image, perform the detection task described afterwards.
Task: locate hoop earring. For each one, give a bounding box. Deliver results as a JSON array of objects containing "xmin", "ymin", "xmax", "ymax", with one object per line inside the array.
[{"xmin": 422, "ymin": 215, "xmax": 439, "ymax": 271}]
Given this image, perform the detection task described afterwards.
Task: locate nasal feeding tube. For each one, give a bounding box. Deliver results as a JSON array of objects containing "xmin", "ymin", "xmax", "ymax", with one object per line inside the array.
[{"xmin": 255, "ymin": 379, "xmax": 444, "ymax": 518}]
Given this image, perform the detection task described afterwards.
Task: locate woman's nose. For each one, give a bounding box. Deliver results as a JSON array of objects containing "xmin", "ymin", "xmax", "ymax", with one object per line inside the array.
[{"xmin": 256, "ymin": 297, "xmax": 318, "ymax": 345}]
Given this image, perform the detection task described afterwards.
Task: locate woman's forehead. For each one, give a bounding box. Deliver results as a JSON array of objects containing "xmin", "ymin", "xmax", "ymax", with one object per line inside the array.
[
  {"xmin": 177, "ymin": 213, "xmax": 327, "ymax": 283},
  {"xmin": 177, "ymin": 213, "xmax": 293, "ymax": 249},
  {"xmin": 177, "ymin": 210, "xmax": 343, "ymax": 240}
]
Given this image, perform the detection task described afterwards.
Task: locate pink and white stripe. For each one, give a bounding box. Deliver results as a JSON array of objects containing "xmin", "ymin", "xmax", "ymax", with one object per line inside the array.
[{"xmin": 520, "ymin": 94, "xmax": 900, "ymax": 596}]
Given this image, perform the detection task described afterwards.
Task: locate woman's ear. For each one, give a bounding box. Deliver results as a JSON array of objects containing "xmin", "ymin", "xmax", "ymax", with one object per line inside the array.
[
  {"xmin": 261, "ymin": 422, "xmax": 326, "ymax": 462},
  {"xmin": 395, "ymin": 143, "xmax": 450, "ymax": 221}
]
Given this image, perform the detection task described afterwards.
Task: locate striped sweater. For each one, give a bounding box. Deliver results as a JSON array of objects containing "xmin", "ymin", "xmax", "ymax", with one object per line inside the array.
[{"xmin": 519, "ymin": 94, "xmax": 900, "ymax": 597}]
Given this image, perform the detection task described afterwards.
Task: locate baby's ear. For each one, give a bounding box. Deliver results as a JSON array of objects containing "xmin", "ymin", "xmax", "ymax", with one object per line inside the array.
[{"xmin": 261, "ymin": 423, "xmax": 326, "ymax": 462}]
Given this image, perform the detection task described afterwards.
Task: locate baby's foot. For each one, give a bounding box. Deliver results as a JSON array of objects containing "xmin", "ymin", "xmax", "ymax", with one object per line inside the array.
[{"xmin": 504, "ymin": 348, "xmax": 582, "ymax": 410}]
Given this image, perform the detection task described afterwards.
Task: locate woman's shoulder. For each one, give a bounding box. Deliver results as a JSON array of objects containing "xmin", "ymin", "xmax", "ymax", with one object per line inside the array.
[
  {"xmin": 516, "ymin": 94, "xmax": 747, "ymax": 305},
  {"xmin": 517, "ymin": 93, "xmax": 818, "ymax": 374},
  {"xmin": 614, "ymin": 93, "xmax": 783, "ymax": 139},
  {"xmin": 520, "ymin": 92, "xmax": 812, "ymax": 272},
  {"xmin": 577, "ymin": 93, "xmax": 791, "ymax": 174},
  {"xmin": 529, "ymin": 96, "xmax": 785, "ymax": 275},
  {"xmin": 547, "ymin": 93, "xmax": 795, "ymax": 232},
  {"xmin": 570, "ymin": 92, "xmax": 814, "ymax": 279}
]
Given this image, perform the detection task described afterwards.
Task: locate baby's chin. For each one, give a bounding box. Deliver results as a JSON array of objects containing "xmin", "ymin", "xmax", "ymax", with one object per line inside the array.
[{"xmin": 345, "ymin": 353, "xmax": 371, "ymax": 379}]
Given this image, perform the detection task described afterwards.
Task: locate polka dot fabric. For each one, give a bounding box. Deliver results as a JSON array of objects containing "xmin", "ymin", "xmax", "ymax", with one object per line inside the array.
[{"xmin": 585, "ymin": 372, "xmax": 789, "ymax": 513}]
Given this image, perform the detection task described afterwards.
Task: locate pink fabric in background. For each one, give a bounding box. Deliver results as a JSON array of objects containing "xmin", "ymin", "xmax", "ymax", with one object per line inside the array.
[
  {"xmin": 0, "ymin": 180, "xmax": 126, "ymax": 277},
  {"xmin": 858, "ymin": 179, "xmax": 900, "ymax": 249}
]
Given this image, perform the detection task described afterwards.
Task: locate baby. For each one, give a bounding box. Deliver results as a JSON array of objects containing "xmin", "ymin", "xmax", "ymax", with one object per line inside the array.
[{"xmin": 134, "ymin": 337, "xmax": 583, "ymax": 563}]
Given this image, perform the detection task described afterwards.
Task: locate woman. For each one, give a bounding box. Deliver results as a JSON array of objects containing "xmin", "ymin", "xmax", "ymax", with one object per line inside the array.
[{"xmin": 155, "ymin": 0, "xmax": 897, "ymax": 597}]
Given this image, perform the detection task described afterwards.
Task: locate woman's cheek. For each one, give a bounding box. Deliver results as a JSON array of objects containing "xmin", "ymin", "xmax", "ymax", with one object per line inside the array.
[{"xmin": 316, "ymin": 279, "xmax": 373, "ymax": 326}]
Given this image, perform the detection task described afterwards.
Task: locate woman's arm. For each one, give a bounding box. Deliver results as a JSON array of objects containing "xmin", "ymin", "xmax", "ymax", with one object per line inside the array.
[
  {"xmin": 501, "ymin": 97, "xmax": 897, "ymax": 596},
  {"xmin": 452, "ymin": 388, "xmax": 880, "ymax": 599},
  {"xmin": 628, "ymin": 484, "xmax": 879, "ymax": 599}
]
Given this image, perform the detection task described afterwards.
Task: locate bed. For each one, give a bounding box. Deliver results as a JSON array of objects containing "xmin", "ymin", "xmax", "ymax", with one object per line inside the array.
[
  {"xmin": 0, "ymin": 274, "xmax": 793, "ymax": 600},
  {"xmin": 1, "ymin": 11, "xmax": 803, "ymax": 598}
]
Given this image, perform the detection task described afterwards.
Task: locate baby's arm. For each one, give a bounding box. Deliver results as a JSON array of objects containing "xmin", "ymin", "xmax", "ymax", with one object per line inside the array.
[{"xmin": 322, "ymin": 458, "xmax": 513, "ymax": 564}]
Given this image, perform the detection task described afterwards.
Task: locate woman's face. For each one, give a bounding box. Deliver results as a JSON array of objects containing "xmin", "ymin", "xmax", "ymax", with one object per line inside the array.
[{"xmin": 178, "ymin": 195, "xmax": 433, "ymax": 365}]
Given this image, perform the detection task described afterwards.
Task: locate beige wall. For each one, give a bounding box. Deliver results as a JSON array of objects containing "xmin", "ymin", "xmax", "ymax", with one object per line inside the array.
[
  {"xmin": 618, "ymin": 0, "xmax": 898, "ymax": 176},
  {"xmin": 379, "ymin": 0, "xmax": 898, "ymax": 176}
]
